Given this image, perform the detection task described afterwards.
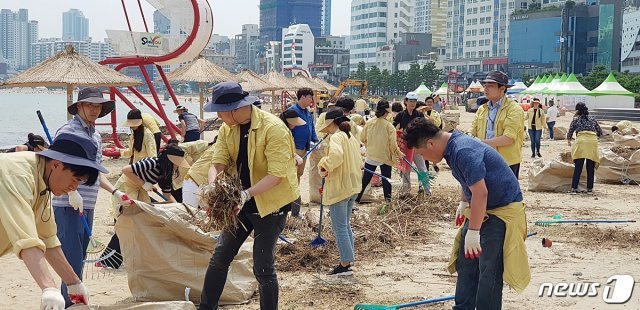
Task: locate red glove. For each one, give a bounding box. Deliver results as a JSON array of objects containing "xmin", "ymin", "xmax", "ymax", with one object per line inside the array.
[{"xmin": 102, "ymin": 147, "xmax": 120, "ymax": 158}]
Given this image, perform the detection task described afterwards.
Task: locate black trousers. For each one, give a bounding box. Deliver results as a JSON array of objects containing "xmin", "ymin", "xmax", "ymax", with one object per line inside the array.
[
  {"xmin": 199, "ymin": 207, "xmax": 288, "ymax": 310},
  {"xmin": 356, "ymin": 163, "xmax": 392, "ymax": 201},
  {"xmin": 509, "ymin": 164, "xmax": 520, "ymax": 179},
  {"xmin": 572, "ymin": 158, "xmax": 595, "ymax": 190},
  {"xmin": 154, "ymin": 132, "xmax": 161, "ymax": 153}
]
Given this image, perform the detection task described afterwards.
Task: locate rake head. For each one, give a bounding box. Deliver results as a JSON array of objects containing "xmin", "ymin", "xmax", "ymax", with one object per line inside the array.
[
  {"xmin": 310, "ymin": 236, "xmax": 327, "ymax": 248},
  {"xmin": 83, "ymin": 246, "xmax": 123, "ymax": 279},
  {"xmin": 417, "ymin": 171, "xmax": 437, "ymax": 194}
]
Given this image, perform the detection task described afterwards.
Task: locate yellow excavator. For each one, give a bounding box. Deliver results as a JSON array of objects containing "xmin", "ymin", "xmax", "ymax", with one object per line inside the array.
[{"xmin": 333, "ymin": 80, "xmax": 369, "ymax": 99}]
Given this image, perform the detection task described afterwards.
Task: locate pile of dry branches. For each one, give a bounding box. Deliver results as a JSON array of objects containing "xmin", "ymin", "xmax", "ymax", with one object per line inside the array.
[
  {"xmin": 196, "ymin": 173, "xmax": 243, "ymax": 232},
  {"xmin": 276, "ymin": 188, "xmax": 458, "ymax": 272},
  {"xmin": 560, "ymin": 151, "xmax": 573, "ymax": 163}
]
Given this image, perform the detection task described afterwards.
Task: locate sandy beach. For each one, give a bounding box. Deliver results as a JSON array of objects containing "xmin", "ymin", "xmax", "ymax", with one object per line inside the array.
[{"xmin": 1, "ymin": 107, "xmax": 639, "ymax": 309}]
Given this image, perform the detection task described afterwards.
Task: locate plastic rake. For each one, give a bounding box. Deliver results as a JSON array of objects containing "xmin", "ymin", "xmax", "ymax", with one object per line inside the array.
[
  {"xmin": 534, "ymin": 219, "xmax": 636, "ymax": 227},
  {"xmin": 354, "ymin": 296, "xmax": 455, "ymax": 310},
  {"xmin": 401, "ymin": 157, "xmax": 436, "ymax": 194},
  {"xmin": 80, "ymin": 214, "xmax": 122, "ymax": 279}
]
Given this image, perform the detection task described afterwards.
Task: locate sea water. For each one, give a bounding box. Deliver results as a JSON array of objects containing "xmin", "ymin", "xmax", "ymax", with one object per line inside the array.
[{"xmin": 0, "ymin": 92, "xmax": 216, "ymax": 148}]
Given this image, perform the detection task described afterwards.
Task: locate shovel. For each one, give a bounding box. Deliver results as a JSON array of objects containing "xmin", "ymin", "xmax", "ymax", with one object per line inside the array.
[
  {"xmin": 310, "ymin": 178, "xmax": 327, "ymax": 247},
  {"xmin": 301, "ymin": 137, "xmax": 325, "ymax": 160}
]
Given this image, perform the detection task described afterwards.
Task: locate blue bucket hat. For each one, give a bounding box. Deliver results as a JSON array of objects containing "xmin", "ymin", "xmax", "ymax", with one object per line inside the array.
[
  {"xmin": 204, "ymin": 82, "xmax": 257, "ymax": 113},
  {"xmin": 37, "ymin": 133, "xmax": 108, "ymax": 173}
]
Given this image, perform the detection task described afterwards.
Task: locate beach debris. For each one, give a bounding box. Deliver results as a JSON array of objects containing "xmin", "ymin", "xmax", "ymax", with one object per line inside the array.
[{"xmin": 197, "ymin": 173, "xmax": 243, "ymax": 232}]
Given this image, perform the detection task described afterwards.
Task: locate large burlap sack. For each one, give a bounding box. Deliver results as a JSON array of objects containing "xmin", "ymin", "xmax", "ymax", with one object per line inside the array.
[
  {"xmin": 528, "ymin": 158, "xmax": 588, "ymax": 192},
  {"xmin": 441, "ymin": 111, "xmax": 460, "ymax": 132},
  {"xmin": 553, "ymin": 126, "xmax": 567, "ymax": 140},
  {"xmin": 596, "ymin": 147, "xmax": 640, "ymax": 184},
  {"xmin": 116, "ymin": 202, "xmax": 257, "ymax": 305},
  {"xmin": 308, "ymin": 142, "xmax": 327, "ymax": 203},
  {"xmin": 70, "ymin": 301, "xmax": 196, "ymax": 310},
  {"xmin": 612, "ymin": 132, "xmax": 640, "ymax": 148}
]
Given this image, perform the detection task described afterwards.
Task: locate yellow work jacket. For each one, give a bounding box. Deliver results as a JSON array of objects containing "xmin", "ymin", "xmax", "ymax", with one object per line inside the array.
[
  {"xmin": 120, "ymin": 128, "xmax": 157, "ymax": 164},
  {"xmin": 448, "ymin": 201, "xmax": 530, "ymax": 293},
  {"xmin": 185, "ymin": 144, "xmax": 215, "ymax": 186},
  {"xmin": 361, "ymin": 117, "xmax": 403, "ymax": 166},
  {"xmin": 0, "ymin": 153, "xmax": 60, "ymax": 257},
  {"xmin": 211, "ymin": 107, "xmax": 299, "ymax": 217},
  {"xmin": 355, "ymin": 99, "xmax": 368, "ymax": 112},
  {"xmin": 141, "ymin": 113, "xmax": 161, "ymax": 134},
  {"xmin": 470, "ymin": 98, "xmax": 524, "ymax": 166},
  {"xmin": 180, "ymin": 140, "xmax": 210, "ymax": 164},
  {"xmin": 318, "ymin": 131, "xmax": 363, "ymax": 205},
  {"xmin": 525, "ymin": 108, "xmax": 547, "ymax": 131}
]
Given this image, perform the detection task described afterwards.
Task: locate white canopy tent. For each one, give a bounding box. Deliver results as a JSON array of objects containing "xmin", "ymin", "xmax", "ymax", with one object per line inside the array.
[
  {"xmin": 414, "ymin": 83, "xmax": 433, "ymax": 102},
  {"xmin": 586, "ymin": 73, "xmax": 635, "ymax": 109},
  {"xmin": 555, "ymin": 73, "xmax": 591, "ymax": 110}
]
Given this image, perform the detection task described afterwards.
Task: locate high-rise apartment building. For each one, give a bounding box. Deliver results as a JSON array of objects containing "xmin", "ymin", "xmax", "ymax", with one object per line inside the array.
[
  {"xmin": 235, "ymin": 24, "xmax": 260, "ymax": 71},
  {"xmin": 445, "ymin": 0, "xmax": 528, "ymax": 69},
  {"xmin": 153, "ymin": 10, "xmax": 171, "ymax": 34},
  {"xmin": 62, "ymin": 9, "xmax": 89, "ymax": 41},
  {"xmin": 31, "ymin": 39, "xmax": 113, "ymax": 65},
  {"xmin": 322, "ymin": 0, "xmax": 332, "ymax": 36},
  {"xmin": 259, "ymin": 0, "xmax": 322, "ymax": 44},
  {"xmin": 414, "ymin": 0, "xmax": 447, "ymax": 48},
  {"xmin": 349, "ymin": 0, "xmax": 414, "ymax": 71},
  {"xmin": 0, "ymin": 8, "xmax": 38, "ymax": 70}
]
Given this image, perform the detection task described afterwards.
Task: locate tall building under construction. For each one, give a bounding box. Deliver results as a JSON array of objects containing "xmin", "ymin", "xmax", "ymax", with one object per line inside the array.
[{"xmin": 259, "ymin": 0, "xmax": 322, "ymax": 44}]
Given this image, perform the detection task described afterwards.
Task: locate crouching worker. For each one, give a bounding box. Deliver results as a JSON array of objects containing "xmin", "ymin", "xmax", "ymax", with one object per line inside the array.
[
  {"xmin": 200, "ymin": 82, "xmax": 299, "ymax": 310},
  {"xmin": 0, "ymin": 133, "xmax": 106, "ymax": 309},
  {"xmin": 403, "ymin": 118, "xmax": 530, "ymax": 309}
]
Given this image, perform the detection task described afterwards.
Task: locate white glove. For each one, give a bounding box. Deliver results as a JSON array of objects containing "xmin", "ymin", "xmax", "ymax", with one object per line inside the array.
[
  {"xmin": 294, "ymin": 153, "xmax": 303, "ymax": 166},
  {"xmin": 41, "ymin": 287, "xmax": 65, "ymax": 310},
  {"xmin": 113, "ymin": 190, "xmax": 133, "ymax": 207},
  {"xmin": 142, "ymin": 182, "xmax": 154, "ymax": 191},
  {"xmin": 464, "ymin": 229, "xmax": 482, "ymax": 259},
  {"xmin": 455, "ymin": 201, "xmax": 469, "ymax": 226},
  {"xmin": 68, "ymin": 190, "xmax": 83, "ymax": 214},
  {"xmin": 236, "ymin": 190, "xmax": 251, "ymax": 214},
  {"xmin": 67, "ymin": 282, "xmax": 89, "ymax": 305},
  {"xmin": 360, "ymin": 146, "xmax": 367, "ymax": 156}
]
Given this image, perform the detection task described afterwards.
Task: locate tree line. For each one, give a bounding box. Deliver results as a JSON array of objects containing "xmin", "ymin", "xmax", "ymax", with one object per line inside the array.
[{"xmin": 349, "ymin": 62, "xmax": 443, "ymax": 96}]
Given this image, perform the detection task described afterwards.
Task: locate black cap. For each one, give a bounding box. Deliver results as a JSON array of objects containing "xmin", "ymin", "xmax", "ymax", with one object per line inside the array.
[
  {"xmin": 335, "ymin": 98, "xmax": 355, "ymax": 111},
  {"xmin": 480, "ymin": 71, "xmax": 513, "ymax": 88}
]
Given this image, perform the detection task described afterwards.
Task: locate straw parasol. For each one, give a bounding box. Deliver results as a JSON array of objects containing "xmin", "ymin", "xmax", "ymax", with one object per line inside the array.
[
  {"xmin": 2, "ymin": 44, "xmax": 141, "ymax": 120},
  {"xmin": 165, "ymin": 55, "xmax": 243, "ymax": 120},
  {"xmin": 262, "ymin": 70, "xmax": 298, "ymax": 90},
  {"xmin": 313, "ymin": 78, "xmax": 338, "ymax": 91},
  {"xmin": 292, "ymin": 72, "xmax": 326, "ymax": 91},
  {"xmin": 235, "ymin": 70, "xmax": 280, "ymax": 93}
]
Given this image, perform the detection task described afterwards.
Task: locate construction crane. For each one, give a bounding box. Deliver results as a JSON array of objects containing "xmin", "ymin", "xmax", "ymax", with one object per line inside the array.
[{"xmin": 333, "ymin": 80, "xmax": 369, "ymax": 99}]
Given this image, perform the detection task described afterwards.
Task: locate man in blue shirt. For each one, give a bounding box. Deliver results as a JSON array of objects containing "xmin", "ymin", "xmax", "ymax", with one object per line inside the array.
[
  {"xmin": 288, "ymin": 87, "xmax": 318, "ymax": 216},
  {"xmin": 53, "ymin": 87, "xmax": 133, "ymax": 307},
  {"xmin": 403, "ymin": 117, "xmax": 527, "ymax": 310}
]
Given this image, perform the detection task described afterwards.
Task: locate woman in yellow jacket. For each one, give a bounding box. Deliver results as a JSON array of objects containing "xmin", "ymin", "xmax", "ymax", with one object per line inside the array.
[
  {"xmin": 356, "ymin": 100, "xmax": 402, "ymax": 202},
  {"xmin": 567, "ymin": 102, "xmax": 603, "ymax": 195},
  {"xmin": 318, "ymin": 109, "xmax": 363, "ymax": 276},
  {"xmin": 525, "ymin": 98, "xmax": 546, "ymax": 158},
  {"xmin": 119, "ymin": 109, "xmax": 157, "ymax": 164}
]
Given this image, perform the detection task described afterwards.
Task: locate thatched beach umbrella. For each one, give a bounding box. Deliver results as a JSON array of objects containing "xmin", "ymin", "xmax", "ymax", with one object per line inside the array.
[
  {"xmin": 292, "ymin": 72, "xmax": 326, "ymax": 91},
  {"xmin": 165, "ymin": 56, "xmax": 243, "ymax": 120},
  {"xmin": 236, "ymin": 70, "xmax": 280, "ymax": 93},
  {"xmin": 2, "ymin": 44, "xmax": 140, "ymax": 120},
  {"xmin": 262, "ymin": 70, "xmax": 299, "ymax": 90},
  {"xmin": 313, "ymin": 78, "xmax": 338, "ymax": 92}
]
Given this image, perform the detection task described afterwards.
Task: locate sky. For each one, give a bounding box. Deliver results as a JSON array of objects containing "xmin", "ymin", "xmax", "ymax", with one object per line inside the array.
[{"xmin": 0, "ymin": 0, "xmax": 351, "ymax": 40}]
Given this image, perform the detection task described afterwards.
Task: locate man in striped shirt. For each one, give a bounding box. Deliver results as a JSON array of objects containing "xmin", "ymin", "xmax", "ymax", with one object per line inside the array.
[{"xmin": 52, "ymin": 87, "xmax": 132, "ymax": 308}]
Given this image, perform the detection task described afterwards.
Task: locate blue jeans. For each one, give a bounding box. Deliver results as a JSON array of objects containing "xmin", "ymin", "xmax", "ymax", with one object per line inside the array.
[
  {"xmin": 54, "ymin": 207, "xmax": 94, "ymax": 308},
  {"xmin": 547, "ymin": 121, "xmax": 555, "ymax": 139},
  {"xmin": 528, "ymin": 129, "xmax": 542, "ymax": 155},
  {"xmin": 454, "ymin": 215, "xmax": 506, "ymax": 310},
  {"xmin": 184, "ymin": 129, "xmax": 200, "ymax": 142},
  {"xmin": 329, "ymin": 195, "xmax": 357, "ymax": 263}
]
